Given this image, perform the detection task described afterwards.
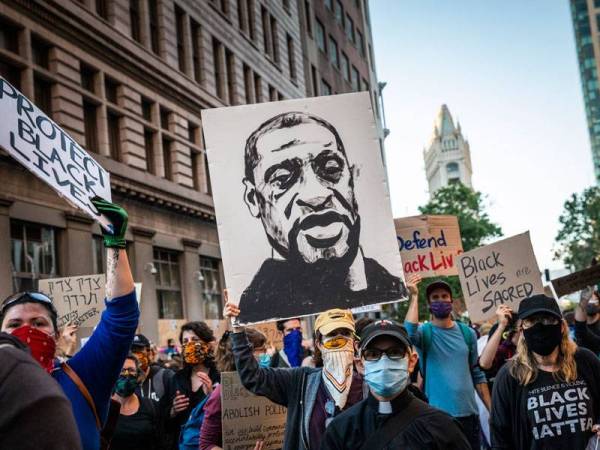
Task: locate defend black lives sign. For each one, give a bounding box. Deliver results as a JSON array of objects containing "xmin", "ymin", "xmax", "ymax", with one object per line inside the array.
[
  {"xmin": 457, "ymin": 232, "xmax": 544, "ymax": 323},
  {"xmin": 0, "ymin": 77, "xmax": 112, "ymax": 229}
]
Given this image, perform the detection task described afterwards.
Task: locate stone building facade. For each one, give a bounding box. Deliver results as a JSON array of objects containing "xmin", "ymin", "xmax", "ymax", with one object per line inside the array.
[{"xmin": 0, "ymin": 0, "xmax": 383, "ymax": 343}]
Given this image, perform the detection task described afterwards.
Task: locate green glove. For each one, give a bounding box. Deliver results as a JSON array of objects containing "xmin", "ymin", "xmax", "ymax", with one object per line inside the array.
[{"xmin": 91, "ymin": 197, "xmax": 128, "ymax": 249}]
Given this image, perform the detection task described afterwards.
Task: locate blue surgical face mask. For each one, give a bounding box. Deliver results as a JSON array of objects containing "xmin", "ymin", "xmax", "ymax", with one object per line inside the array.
[
  {"xmin": 364, "ymin": 354, "xmax": 410, "ymax": 398},
  {"xmin": 257, "ymin": 352, "xmax": 271, "ymax": 368}
]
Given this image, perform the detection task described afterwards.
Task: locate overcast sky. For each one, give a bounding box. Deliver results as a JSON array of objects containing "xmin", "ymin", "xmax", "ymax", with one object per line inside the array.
[{"xmin": 370, "ymin": 0, "xmax": 596, "ymax": 271}]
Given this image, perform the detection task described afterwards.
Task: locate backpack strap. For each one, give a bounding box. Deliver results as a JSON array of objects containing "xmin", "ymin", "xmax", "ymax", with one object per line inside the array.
[{"xmin": 61, "ymin": 362, "xmax": 102, "ymax": 430}]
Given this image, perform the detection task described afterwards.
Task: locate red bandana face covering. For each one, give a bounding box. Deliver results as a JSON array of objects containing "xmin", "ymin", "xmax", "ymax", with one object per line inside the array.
[{"xmin": 12, "ymin": 325, "xmax": 56, "ymax": 373}]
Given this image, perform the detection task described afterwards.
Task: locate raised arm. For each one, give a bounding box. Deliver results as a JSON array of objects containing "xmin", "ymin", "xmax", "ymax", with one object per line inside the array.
[{"xmin": 67, "ymin": 198, "xmax": 139, "ymax": 422}]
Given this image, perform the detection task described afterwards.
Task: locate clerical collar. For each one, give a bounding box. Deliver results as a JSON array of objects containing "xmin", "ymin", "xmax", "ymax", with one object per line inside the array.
[{"xmin": 378, "ymin": 401, "xmax": 392, "ymax": 414}]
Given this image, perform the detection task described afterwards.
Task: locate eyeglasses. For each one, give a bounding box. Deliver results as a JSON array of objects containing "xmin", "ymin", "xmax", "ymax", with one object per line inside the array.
[
  {"xmin": 362, "ymin": 347, "xmax": 406, "ymax": 361},
  {"xmin": 522, "ymin": 316, "xmax": 560, "ymax": 329},
  {"xmin": 1, "ymin": 292, "xmax": 55, "ymax": 315},
  {"xmin": 322, "ymin": 335, "xmax": 351, "ymax": 350}
]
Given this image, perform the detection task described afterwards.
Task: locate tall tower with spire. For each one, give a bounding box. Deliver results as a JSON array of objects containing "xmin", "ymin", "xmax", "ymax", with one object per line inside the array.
[{"xmin": 423, "ymin": 104, "xmax": 473, "ymax": 197}]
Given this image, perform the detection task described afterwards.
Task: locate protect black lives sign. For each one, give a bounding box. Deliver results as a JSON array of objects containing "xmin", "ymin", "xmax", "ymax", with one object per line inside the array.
[
  {"xmin": 457, "ymin": 232, "xmax": 544, "ymax": 323},
  {"xmin": 0, "ymin": 77, "xmax": 112, "ymax": 229}
]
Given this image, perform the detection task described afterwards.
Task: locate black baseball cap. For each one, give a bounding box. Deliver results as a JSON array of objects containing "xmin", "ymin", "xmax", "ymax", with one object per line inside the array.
[
  {"xmin": 131, "ymin": 334, "xmax": 151, "ymax": 349},
  {"xmin": 518, "ymin": 295, "xmax": 562, "ymax": 320},
  {"xmin": 425, "ymin": 280, "xmax": 453, "ymax": 300},
  {"xmin": 359, "ymin": 319, "xmax": 412, "ymax": 351}
]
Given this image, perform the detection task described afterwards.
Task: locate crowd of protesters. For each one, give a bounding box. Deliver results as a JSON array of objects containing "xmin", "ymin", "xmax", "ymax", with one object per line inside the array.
[{"xmin": 2, "ymin": 199, "xmax": 600, "ymax": 450}]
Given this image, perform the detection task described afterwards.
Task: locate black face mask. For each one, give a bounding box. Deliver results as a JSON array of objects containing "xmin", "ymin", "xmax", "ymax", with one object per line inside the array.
[{"xmin": 523, "ymin": 322, "xmax": 562, "ymax": 356}]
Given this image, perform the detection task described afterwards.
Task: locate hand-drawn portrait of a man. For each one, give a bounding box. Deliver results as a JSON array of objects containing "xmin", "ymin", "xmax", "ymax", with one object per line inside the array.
[{"xmin": 238, "ymin": 112, "xmax": 407, "ymax": 322}]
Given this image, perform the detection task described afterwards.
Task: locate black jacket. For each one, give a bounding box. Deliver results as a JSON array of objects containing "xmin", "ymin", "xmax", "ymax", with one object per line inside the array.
[
  {"xmin": 320, "ymin": 389, "xmax": 471, "ymax": 450},
  {"xmin": 490, "ymin": 347, "xmax": 600, "ymax": 449}
]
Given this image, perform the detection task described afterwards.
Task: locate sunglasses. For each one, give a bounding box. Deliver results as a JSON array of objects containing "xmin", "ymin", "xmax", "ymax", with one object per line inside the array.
[{"xmin": 1, "ymin": 292, "xmax": 55, "ymax": 315}]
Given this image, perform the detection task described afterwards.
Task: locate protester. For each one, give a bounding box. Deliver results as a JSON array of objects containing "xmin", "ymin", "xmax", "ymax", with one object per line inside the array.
[
  {"xmin": 404, "ymin": 276, "xmax": 491, "ymax": 450},
  {"xmin": 490, "ymin": 294, "xmax": 600, "ymax": 449},
  {"xmin": 0, "ymin": 331, "xmax": 82, "ymax": 450},
  {"xmin": 479, "ymin": 304, "xmax": 520, "ymax": 386},
  {"xmin": 224, "ymin": 294, "xmax": 364, "ymax": 450},
  {"xmin": 574, "ymin": 286, "xmax": 600, "ymax": 354},
  {"xmin": 131, "ymin": 333, "xmax": 175, "ymax": 402},
  {"xmin": 0, "ymin": 197, "xmax": 139, "ymax": 450},
  {"xmin": 111, "ymin": 354, "xmax": 164, "ymax": 450},
  {"xmin": 270, "ymin": 317, "xmax": 305, "ymax": 367},
  {"xmin": 199, "ymin": 328, "xmax": 268, "ymax": 450},
  {"xmin": 320, "ymin": 319, "xmax": 470, "ymax": 449},
  {"xmin": 162, "ymin": 321, "xmax": 220, "ymax": 449}
]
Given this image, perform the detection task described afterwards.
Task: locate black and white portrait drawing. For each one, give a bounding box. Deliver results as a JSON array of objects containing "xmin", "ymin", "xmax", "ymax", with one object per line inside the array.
[{"xmin": 202, "ymin": 92, "xmax": 406, "ymax": 323}]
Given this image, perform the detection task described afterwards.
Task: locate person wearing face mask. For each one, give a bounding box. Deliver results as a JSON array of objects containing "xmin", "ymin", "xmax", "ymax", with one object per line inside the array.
[
  {"xmin": 270, "ymin": 317, "xmax": 305, "ymax": 368},
  {"xmin": 224, "ymin": 292, "xmax": 364, "ymax": 450},
  {"xmin": 491, "ymin": 294, "xmax": 600, "ymax": 449},
  {"xmin": 111, "ymin": 354, "xmax": 164, "ymax": 450},
  {"xmin": 131, "ymin": 334, "xmax": 175, "ymax": 402},
  {"xmin": 199, "ymin": 328, "xmax": 268, "ymax": 450},
  {"xmin": 404, "ymin": 278, "xmax": 491, "ymax": 450},
  {"xmin": 0, "ymin": 198, "xmax": 139, "ymax": 450},
  {"xmin": 161, "ymin": 321, "xmax": 220, "ymax": 450},
  {"xmin": 321, "ymin": 319, "xmax": 470, "ymax": 450},
  {"xmin": 575, "ymin": 287, "xmax": 600, "ymax": 355}
]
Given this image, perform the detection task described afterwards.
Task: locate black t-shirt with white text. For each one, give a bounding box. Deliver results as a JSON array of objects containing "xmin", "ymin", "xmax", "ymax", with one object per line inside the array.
[{"xmin": 526, "ymin": 370, "xmax": 594, "ymax": 449}]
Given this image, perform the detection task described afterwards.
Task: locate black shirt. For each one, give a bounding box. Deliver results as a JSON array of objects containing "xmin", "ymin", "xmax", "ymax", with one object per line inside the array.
[
  {"xmin": 111, "ymin": 397, "xmax": 159, "ymax": 450},
  {"xmin": 525, "ymin": 370, "xmax": 594, "ymax": 449}
]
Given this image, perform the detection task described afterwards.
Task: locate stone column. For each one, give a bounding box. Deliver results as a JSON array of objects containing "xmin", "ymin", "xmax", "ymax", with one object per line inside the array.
[
  {"xmin": 131, "ymin": 227, "xmax": 159, "ymax": 342},
  {"xmin": 63, "ymin": 213, "xmax": 94, "ymax": 276},
  {"xmin": 181, "ymin": 238, "xmax": 203, "ymax": 321},
  {"xmin": 0, "ymin": 198, "xmax": 14, "ymax": 300}
]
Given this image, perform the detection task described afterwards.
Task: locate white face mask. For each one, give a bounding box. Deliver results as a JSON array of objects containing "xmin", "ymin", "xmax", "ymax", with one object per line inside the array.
[{"xmin": 321, "ymin": 339, "xmax": 355, "ymax": 408}]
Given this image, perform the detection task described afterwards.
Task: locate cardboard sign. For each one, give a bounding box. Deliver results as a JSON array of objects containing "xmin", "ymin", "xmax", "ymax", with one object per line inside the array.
[
  {"xmin": 39, "ymin": 274, "xmax": 106, "ymax": 328},
  {"xmin": 253, "ymin": 322, "xmax": 283, "ymax": 349},
  {"xmin": 394, "ymin": 215, "xmax": 463, "ymax": 277},
  {"xmin": 202, "ymin": 92, "xmax": 406, "ymax": 324},
  {"xmin": 552, "ymin": 265, "xmax": 600, "ymax": 298},
  {"xmin": 0, "ymin": 77, "xmax": 111, "ymax": 229},
  {"xmin": 221, "ymin": 371, "xmax": 286, "ymax": 450},
  {"xmin": 457, "ymin": 232, "xmax": 544, "ymax": 323}
]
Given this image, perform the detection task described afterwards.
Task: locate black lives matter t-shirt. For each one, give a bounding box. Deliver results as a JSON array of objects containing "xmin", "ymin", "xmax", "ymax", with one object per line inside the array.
[{"xmin": 526, "ymin": 370, "xmax": 594, "ymax": 449}]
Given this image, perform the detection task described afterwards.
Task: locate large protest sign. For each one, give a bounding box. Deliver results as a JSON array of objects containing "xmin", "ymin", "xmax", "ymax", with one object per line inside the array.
[
  {"xmin": 38, "ymin": 274, "xmax": 106, "ymax": 328},
  {"xmin": 394, "ymin": 215, "xmax": 463, "ymax": 277},
  {"xmin": 221, "ymin": 372, "xmax": 286, "ymax": 450},
  {"xmin": 457, "ymin": 232, "xmax": 544, "ymax": 323},
  {"xmin": 552, "ymin": 264, "xmax": 600, "ymax": 298},
  {"xmin": 0, "ymin": 77, "xmax": 111, "ymax": 229},
  {"xmin": 202, "ymin": 92, "xmax": 406, "ymax": 323}
]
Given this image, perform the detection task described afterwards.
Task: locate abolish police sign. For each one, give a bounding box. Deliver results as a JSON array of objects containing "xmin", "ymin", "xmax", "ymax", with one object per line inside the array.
[
  {"xmin": 457, "ymin": 232, "xmax": 544, "ymax": 323},
  {"xmin": 0, "ymin": 77, "xmax": 112, "ymax": 229}
]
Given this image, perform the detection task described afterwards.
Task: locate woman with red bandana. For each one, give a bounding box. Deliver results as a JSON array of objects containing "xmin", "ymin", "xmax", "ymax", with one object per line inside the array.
[{"xmin": 0, "ymin": 198, "xmax": 139, "ymax": 450}]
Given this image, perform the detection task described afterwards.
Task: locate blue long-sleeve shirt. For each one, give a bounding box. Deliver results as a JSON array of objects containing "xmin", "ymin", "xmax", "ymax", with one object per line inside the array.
[
  {"xmin": 53, "ymin": 290, "xmax": 139, "ymax": 450},
  {"xmin": 404, "ymin": 321, "xmax": 485, "ymax": 417}
]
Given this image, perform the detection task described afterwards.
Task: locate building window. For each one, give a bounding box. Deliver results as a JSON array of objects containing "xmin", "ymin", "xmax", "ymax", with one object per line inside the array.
[
  {"xmin": 107, "ymin": 112, "xmax": 121, "ymax": 161},
  {"xmin": 91, "ymin": 235, "xmax": 105, "ymax": 275},
  {"xmin": 175, "ymin": 5, "xmax": 187, "ymax": 73},
  {"xmin": 243, "ymin": 64, "xmax": 253, "ymax": 103},
  {"xmin": 31, "ymin": 36, "xmax": 50, "ymax": 69},
  {"xmin": 254, "ymin": 73, "xmax": 262, "ymax": 102},
  {"xmin": 304, "ymin": 0, "xmax": 312, "ymax": 35},
  {"xmin": 105, "ymin": 76, "xmax": 118, "ymax": 104},
  {"xmin": 335, "ymin": 1, "xmax": 344, "ymax": 26},
  {"xmin": 320, "ymin": 79, "xmax": 331, "ymax": 96},
  {"xmin": 345, "ymin": 15, "xmax": 355, "ymax": 43},
  {"xmin": 356, "ymin": 29, "xmax": 364, "ymax": 55},
  {"xmin": 200, "ymin": 256, "xmax": 222, "ymax": 319},
  {"xmin": 351, "ymin": 66, "xmax": 359, "ymax": 91},
  {"xmin": 191, "ymin": 19, "xmax": 203, "ymax": 84},
  {"xmin": 0, "ymin": 18, "xmax": 19, "ymax": 53},
  {"xmin": 162, "ymin": 137, "xmax": 173, "ymax": 180},
  {"xmin": 287, "ymin": 34, "xmax": 296, "ymax": 81},
  {"xmin": 11, "ymin": 220, "xmax": 57, "ymax": 291},
  {"xmin": 328, "ymin": 36, "xmax": 339, "ymax": 68},
  {"xmin": 83, "ymin": 101, "xmax": 99, "ymax": 153},
  {"xmin": 34, "ymin": 76, "xmax": 52, "ymax": 117},
  {"xmin": 130, "ymin": 0, "xmax": 141, "ymax": 42},
  {"xmin": 96, "ymin": 0, "xmax": 109, "ymax": 20},
  {"xmin": 149, "ymin": 0, "xmax": 160, "ymax": 54},
  {"xmin": 315, "ymin": 19, "xmax": 326, "ymax": 52},
  {"xmin": 213, "ymin": 38, "xmax": 225, "ymax": 100},
  {"xmin": 226, "ymin": 49, "xmax": 236, "ymax": 105},
  {"xmin": 341, "ymin": 52, "xmax": 350, "ymax": 81},
  {"xmin": 144, "ymin": 129, "xmax": 155, "ymax": 174},
  {"xmin": 154, "ymin": 248, "xmax": 183, "ymax": 319}
]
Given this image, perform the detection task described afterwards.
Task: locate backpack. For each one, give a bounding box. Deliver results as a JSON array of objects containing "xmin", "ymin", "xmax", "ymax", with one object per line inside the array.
[
  {"xmin": 420, "ymin": 321, "xmax": 475, "ymax": 384},
  {"xmin": 178, "ymin": 395, "xmax": 210, "ymax": 450}
]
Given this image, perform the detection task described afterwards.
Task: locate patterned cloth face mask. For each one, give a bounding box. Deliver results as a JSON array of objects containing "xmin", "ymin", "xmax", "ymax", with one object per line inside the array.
[{"xmin": 183, "ymin": 341, "xmax": 210, "ymax": 365}]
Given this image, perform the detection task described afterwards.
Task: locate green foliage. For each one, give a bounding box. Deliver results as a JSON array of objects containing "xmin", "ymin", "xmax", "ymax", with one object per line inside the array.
[
  {"xmin": 418, "ymin": 182, "xmax": 503, "ymax": 252},
  {"xmin": 554, "ymin": 187, "xmax": 600, "ymax": 271}
]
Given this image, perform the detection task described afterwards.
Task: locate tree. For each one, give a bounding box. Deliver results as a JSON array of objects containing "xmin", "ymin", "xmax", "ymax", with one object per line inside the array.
[{"xmin": 554, "ymin": 186, "xmax": 600, "ymax": 271}]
